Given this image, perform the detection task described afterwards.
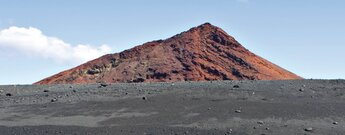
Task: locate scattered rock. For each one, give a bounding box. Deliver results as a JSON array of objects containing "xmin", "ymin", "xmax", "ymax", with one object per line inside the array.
[
  {"xmin": 100, "ymin": 83, "xmax": 108, "ymax": 87},
  {"xmin": 257, "ymin": 121, "xmax": 264, "ymax": 125},
  {"xmin": 226, "ymin": 129, "xmax": 232, "ymax": 134},
  {"xmin": 304, "ymin": 127, "xmax": 313, "ymax": 132},
  {"xmin": 51, "ymin": 98, "xmax": 58, "ymax": 102},
  {"xmin": 235, "ymin": 110, "xmax": 241, "ymax": 113},
  {"xmin": 100, "ymin": 84, "xmax": 108, "ymax": 87},
  {"xmin": 5, "ymin": 93, "xmax": 12, "ymax": 96},
  {"xmin": 87, "ymin": 69, "xmax": 101, "ymax": 75},
  {"xmin": 233, "ymin": 85, "xmax": 240, "ymax": 88},
  {"xmin": 132, "ymin": 77, "xmax": 145, "ymax": 83},
  {"xmin": 43, "ymin": 89, "xmax": 49, "ymax": 92}
]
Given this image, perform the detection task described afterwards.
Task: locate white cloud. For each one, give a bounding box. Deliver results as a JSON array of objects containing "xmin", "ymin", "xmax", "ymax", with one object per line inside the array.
[{"xmin": 0, "ymin": 26, "xmax": 112, "ymax": 64}]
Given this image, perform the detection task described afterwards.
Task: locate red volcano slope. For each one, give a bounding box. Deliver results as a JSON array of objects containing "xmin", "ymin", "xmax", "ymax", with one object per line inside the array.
[{"xmin": 35, "ymin": 23, "xmax": 301, "ymax": 84}]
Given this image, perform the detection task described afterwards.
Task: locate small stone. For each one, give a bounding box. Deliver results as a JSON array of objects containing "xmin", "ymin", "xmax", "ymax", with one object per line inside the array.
[
  {"xmin": 142, "ymin": 96, "xmax": 147, "ymax": 100},
  {"xmin": 333, "ymin": 122, "xmax": 338, "ymax": 125},
  {"xmin": 5, "ymin": 93, "xmax": 12, "ymax": 96},
  {"xmin": 233, "ymin": 85, "xmax": 240, "ymax": 88},
  {"xmin": 0, "ymin": 89, "xmax": 4, "ymax": 93},
  {"xmin": 51, "ymin": 98, "xmax": 57, "ymax": 102},
  {"xmin": 235, "ymin": 110, "xmax": 241, "ymax": 113},
  {"xmin": 125, "ymin": 92, "xmax": 129, "ymax": 95},
  {"xmin": 257, "ymin": 121, "xmax": 264, "ymax": 125},
  {"xmin": 43, "ymin": 90, "xmax": 49, "ymax": 92},
  {"xmin": 304, "ymin": 127, "xmax": 313, "ymax": 132},
  {"xmin": 72, "ymin": 90, "xmax": 77, "ymax": 92},
  {"xmin": 265, "ymin": 127, "xmax": 270, "ymax": 130},
  {"xmin": 226, "ymin": 129, "xmax": 232, "ymax": 134},
  {"xmin": 100, "ymin": 83, "xmax": 108, "ymax": 87},
  {"xmin": 253, "ymin": 126, "xmax": 256, "ymax": 129},
  {"xmin": 208, "ymin": 108, "xmax": 211, "ymax": 110},
  {"xmin": 299, "ymin": 88, "xmax": 304, "ymax": 92},
  {"xmin": 69, "ymin": 86, "xmax": 73, "ymax": 88}
]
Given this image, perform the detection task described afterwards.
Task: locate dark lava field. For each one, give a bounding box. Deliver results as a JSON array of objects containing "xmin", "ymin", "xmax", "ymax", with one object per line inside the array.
[{"xmin": 0, "ymin": 80, "xmax": 345, "ymax": 135}]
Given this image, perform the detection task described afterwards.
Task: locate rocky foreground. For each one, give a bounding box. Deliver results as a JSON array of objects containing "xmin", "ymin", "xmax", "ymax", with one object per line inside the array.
[{"xmin": 0, "ymin": 80, "xmax": 344, "ymax": 135}]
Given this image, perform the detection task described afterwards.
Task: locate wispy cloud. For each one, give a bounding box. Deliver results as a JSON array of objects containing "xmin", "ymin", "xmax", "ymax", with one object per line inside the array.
[{"xmin": 0, "ymin": 26, "xmax": 112, "ymax": 64}]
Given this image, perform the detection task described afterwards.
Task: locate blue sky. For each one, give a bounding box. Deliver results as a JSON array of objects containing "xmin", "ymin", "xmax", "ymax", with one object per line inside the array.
[{"xmin": 0, "ymin": 0, "xmax": 344, "ymax": 84}]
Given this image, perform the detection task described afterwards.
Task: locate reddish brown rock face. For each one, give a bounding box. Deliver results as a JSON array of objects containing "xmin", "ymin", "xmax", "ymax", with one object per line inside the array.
[{"xmin": 35, "ymin": 23, "xmax": 302, "ymax": 84}]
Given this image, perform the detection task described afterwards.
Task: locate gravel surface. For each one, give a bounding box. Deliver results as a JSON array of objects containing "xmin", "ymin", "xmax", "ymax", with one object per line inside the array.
[{"xmin": 0, "ymin": 80, "xmax": 345, "ymax": 135}]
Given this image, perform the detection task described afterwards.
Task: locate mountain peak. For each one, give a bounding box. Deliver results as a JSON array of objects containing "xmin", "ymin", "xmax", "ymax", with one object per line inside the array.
[
  {"xmin": 35, "ymin": 24, "xmax": 301, "ymax": 84},
  {"xmin": 198, "ymin": 22, "xmax": 214, "ymax": 28},
  {"xmin": 189, "ymin": 22, "xmax": 220, "ymax": 32}
]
